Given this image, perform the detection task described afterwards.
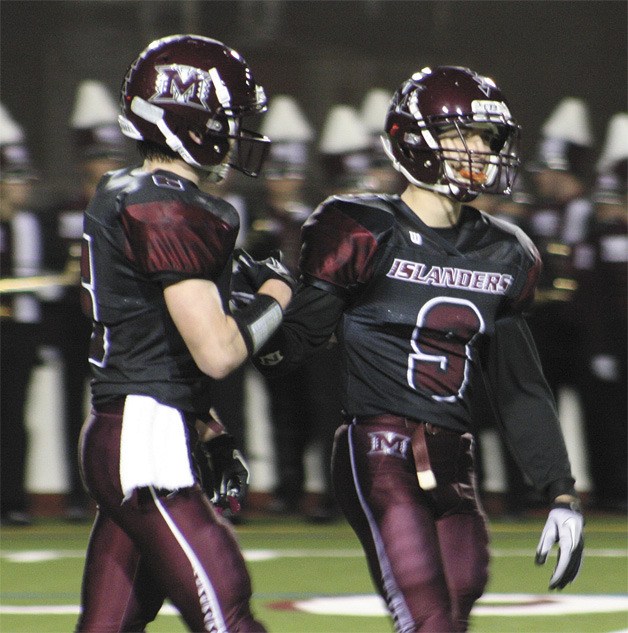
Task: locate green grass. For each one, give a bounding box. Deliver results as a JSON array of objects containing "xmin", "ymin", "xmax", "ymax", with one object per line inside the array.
[{"xmin": 1, "ymin": 515, "xmax": 626, "ymax": 632}]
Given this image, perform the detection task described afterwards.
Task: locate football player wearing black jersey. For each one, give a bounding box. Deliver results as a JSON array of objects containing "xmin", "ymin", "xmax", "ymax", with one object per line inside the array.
[
  {"xmin": 251, "ymin": 67, "xmax": 584, "ymax": 632},
  {"xmin": 76, "ymin": 35, "xmax": 294, "ymax": 633}
]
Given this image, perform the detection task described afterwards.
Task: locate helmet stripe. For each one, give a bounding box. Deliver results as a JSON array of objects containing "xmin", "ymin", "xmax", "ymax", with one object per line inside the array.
[{"xmin": 209, "ymin": 67, "xmax": 232, "ymax": 111}]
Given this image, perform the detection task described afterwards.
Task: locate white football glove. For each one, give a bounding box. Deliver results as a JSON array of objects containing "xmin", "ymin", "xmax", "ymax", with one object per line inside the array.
[{"xmin": 535, "ymin": 502, "xmax": 584, "ymax": 589}]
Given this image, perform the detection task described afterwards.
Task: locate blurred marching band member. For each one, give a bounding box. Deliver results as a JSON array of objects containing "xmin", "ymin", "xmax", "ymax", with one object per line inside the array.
[
  {"xmin": 319, "ymin": 103, "xmax": 376, "ymax": 195},
  {"xmin": 525, "ymin": 98, "xmax": 595, "ymax": 400},
  {"xmin": 572, "ymin": 112, "xmax": 628, "ymax": 512},
  {"xmin": 250, "ymin": 67, "xmax": 584, "ymax": 632},
  {"xmin": 0, "ymin": 104, "xmax": 42, "ymax": 526},
  {"xmin": 246, "ymin": 95, "xmax": 340, "ymax": 521}
]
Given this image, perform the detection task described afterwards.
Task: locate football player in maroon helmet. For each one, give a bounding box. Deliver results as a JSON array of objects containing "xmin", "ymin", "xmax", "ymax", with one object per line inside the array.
[
  {"xmin": 250, "ymin": 66, "xmax": 584, "ymax": 632},
  {"xmin": 382, "ymin": 66, "xmax": 521, "ymax": 203},
  {"xmin": 76, "ymin": 35, "xmax": 294, "ymax": 632},
  {"xmin": 118, "ymin": 34, "xmax": 271, "ymax": 181}
]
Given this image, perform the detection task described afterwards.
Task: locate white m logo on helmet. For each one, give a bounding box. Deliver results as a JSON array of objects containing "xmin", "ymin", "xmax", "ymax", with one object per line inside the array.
[{"xmin": 151, "ymin": 64, "xmax": 214, "ymax": 110}]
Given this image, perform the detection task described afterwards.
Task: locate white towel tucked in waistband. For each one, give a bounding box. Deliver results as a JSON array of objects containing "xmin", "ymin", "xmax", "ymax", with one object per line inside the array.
[{"xmin": 120, "ymin": 395, "xmax": 195, "ymax": 501}]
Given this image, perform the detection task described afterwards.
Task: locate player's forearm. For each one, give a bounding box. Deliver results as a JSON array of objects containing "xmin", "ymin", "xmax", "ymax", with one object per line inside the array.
[{"xmin": 165, "ymin": 278, "xmax": 253, "ymax": 379}]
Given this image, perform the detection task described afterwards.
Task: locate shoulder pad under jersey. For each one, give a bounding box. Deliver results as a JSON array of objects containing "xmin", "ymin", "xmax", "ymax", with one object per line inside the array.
[
  {"xmin": 121, "ymin": 172, "xmax": 239, "ymax": 281},
  {"xmin": 481, "ymin": 211, "xmax": 542, "ymax": 312},
  {"xmin": 300, "ymin": 194, "xmax": 395, "ymax": 296}
]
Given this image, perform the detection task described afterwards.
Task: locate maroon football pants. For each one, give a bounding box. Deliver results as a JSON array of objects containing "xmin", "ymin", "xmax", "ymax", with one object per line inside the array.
[
  {"xmin": 332, "ymin": 417, "xmax": 489, "ymax": 633},
  {"xmin": 77, "ymin": 404, "xmax": 265, "ymax": 633}
]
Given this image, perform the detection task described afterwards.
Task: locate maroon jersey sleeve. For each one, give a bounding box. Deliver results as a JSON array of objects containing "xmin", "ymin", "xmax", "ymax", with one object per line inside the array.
[
  {"xmin": 121, "ymin": 200, "xmax": 237, "ymax": 284},
  {"xmin": 300, "ymin": 196, "xmax": 393, "ymax": 298}
]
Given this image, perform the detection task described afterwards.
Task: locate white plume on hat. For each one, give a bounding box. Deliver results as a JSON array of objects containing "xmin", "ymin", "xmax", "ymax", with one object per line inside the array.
[
  {"xmin": 261, "ymin": 95, "xmax": 314, "ymax": 142},
  {"xmin": 0, "ymin": 103, "xmax": 24, "ymax": 145},
  {"xmin": 71, "ymin": 80, "xmax": 119, "ymax": 129},
  {"xmin": 541, "ymin": 97, "xmax": 594, "ymax": 147},
  {"xmin": 360, "ymin": 88, "xmax": 392, "ymax": 135},
  {"xmin": 597, "ymin": 112, "xmax": 628, "ymax": 171},
  {"xmin": 319, "ymin": 105, "xmax": 370, "ymax": 154},
  {"xmin": 0, "ymin": 102, "xmax": 35, "ymax": 180}
]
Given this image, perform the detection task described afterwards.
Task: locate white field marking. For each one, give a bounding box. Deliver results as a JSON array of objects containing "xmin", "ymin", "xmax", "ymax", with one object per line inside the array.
[
  {"xmin": 2, "ymin": 595, "xmax": 628, "ymax": 619},
  {"xmin": 0, "ymin": 604, "xmax": 179, "ymax": 616},
  {"xmin": 1, "ymin": 550, "xmax": 86, "ymax": 562},
  {"xmin": 243, "ymin": 549, "xmax": 364, "ymax": 561},
  {"xmin": 1, "ymin": 548, "xmax": 626, "ymax": 563},
  {"xmin": 289, "ymin": 594, "xmax": 628, "ymax": 617}
]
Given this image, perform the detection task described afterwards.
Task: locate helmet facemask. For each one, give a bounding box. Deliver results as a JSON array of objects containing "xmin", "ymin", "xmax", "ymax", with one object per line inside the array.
[
  {"xmin": 190, "ymin": 113, "xmax": 270, "ymax": 179},
  {"xmin": 385, "ymin": 115, "xmax": 520, "ymax": 202},
  {"xmin": 433, "ymin": 119, "xmax": 519, "ymax": 200},
  {"xmin": 228, "ymin": 125, "xmax": 270, "ymax": 178}
]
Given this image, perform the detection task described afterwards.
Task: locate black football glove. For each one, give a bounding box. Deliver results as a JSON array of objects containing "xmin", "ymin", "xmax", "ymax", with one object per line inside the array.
[
  {"xmin": 198, "ymin": 434, "xmax": 250, "ymax": 516},
  {"xmin": 535, "ymin": 501, "xmax": 584, "ymax": 589},
  {"xmin": 230, "ymin": 253, "xmax": 256, "ymax": 311},
  {"xmin": 230, "ymin": 249, "xmax": 296, "ymax": 312}
]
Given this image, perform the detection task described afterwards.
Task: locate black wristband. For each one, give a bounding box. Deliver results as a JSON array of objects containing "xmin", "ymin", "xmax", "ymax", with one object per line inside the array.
[
  {"xmin": 232, "ymin": 294, "xmax": 283, "ymax": 355},
  {"xmin": 545, "ymin": 477, "xmax": 577, "ymax": 503}
]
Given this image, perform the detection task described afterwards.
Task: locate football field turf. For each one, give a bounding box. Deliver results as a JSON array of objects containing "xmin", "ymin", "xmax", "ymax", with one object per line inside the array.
[{"xmin": 1, "ymin": 514, "xmax": 626, "ymax": 632}]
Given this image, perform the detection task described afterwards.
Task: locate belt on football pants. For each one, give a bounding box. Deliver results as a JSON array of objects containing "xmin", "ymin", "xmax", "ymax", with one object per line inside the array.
[{"xmin": 352, "ymin": 414, "xmax": 463, "ymax": 491}]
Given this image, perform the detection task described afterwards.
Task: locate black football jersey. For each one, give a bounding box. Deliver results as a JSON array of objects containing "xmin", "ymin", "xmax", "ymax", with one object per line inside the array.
[
  {"xmin": 81, "ymin": 167, "xmax": 239, "ymax": 412},
  {"xmin": 259, "ymin": 194, "xmax": 540, "ymax": 429},
  {"xmin": 256, "ymin": 193, "xmax": 576, "ymax": 496}
]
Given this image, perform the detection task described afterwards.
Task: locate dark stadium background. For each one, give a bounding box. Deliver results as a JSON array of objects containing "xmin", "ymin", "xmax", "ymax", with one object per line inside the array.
[{"xmin": 1, "ymin": 0, "xmax": 626, "ymax": 200}]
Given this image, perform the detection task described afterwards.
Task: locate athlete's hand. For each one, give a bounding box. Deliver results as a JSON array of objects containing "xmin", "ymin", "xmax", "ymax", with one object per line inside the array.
[
  {"xmin": 535, "ymin": 501, "xmax": 584, "ymax": 589},
  {"xmin": 230, "ymin": 249, "xmax": 295, "ymax": 311},
  {"xmin": 230, "ymin": 253, "xmax": 256, "ymax": 311},
  {"xmin": 200, "ymin": 434, "xmax": 250, "ymax": 515}
]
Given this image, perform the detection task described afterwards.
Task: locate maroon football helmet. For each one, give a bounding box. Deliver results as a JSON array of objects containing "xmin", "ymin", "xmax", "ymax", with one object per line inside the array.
[
  {"xmin": 119, "ymin": 34, "xmax": 270, "ymax": 177},
  {"xmin": 383, "ymin": 66, "xmax": 521, "ymax": 201}
]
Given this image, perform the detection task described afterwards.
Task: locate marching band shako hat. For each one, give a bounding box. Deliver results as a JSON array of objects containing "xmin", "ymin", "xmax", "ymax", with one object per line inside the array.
[
  {"xmin": 0, "ymin": 103, "xmax": 36, "ymax": 182},
  {"xmin": 70, "ymin": 80, "xmax": 128, "ymax": 161},
  {"xmin": 319, "ymin": 104, "xmax": 372, "ymax": 191},
  {"xmin": 360, "ymin": 88, "xmax": 393, "ymax": 168},
  {"xmin": 528, "ymin": 97, "xmax": 595, "ymax": 180},
  {"xmin": 260, "ymin": 95, "xmax": 314, "ymax": 179},
  {"xmin": 593, "ymin": 112, "xmax": 628, "ymax": 204}
]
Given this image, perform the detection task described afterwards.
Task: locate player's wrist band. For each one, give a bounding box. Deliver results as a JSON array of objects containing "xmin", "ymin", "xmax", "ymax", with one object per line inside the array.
[{"xmin": 232, "ymin": 294, "xmax": 283, "ymax": 355}]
